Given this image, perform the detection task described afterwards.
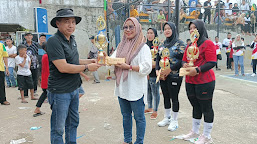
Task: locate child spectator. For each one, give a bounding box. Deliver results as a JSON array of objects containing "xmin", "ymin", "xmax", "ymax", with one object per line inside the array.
[
  {"xmin": 213, "ymin": 36, "xmax": 222, "ymax": 70},
  {"xmin": 5, "ymin": 37, "xmax": 17, "ymax": 88},
  {"xmin": 15, "ymin": 44, "xmax": 38, "ymax": 103},
  {"xmin": 33, "ymin": 42, "xmax": 48, "ymax": 116},
  {"xmin": 157, "ymin": 9, "xmax": 166, "ymax": 33},
  {"xmin": 130, "ymin": 5, "xmax": 139, "ymax": 19}
]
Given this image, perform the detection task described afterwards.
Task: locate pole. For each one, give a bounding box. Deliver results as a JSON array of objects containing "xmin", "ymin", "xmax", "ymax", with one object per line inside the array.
[
  {"xmin": 175, "ymin": 0, "xmax": 179, "ymax": 36},
  {"xmin": 105, "ymin": 0, "xmax": 110, "ymax": 56},
  {"xmin": 217, "ymin": 0, "xmax": 220, "ymax": 37},
  {"xmin": 168, "ymin": 0, "xmax": 171, "ymax": 21}
]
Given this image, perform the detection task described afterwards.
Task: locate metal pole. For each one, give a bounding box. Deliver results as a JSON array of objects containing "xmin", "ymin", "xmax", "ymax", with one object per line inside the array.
[
  {"xmin": 175, "ymin": 0, "xmax": 179, "ymax": 36},
  {"xmin": 106, "ymin": 0, "xmax": 110, "ymax": 56},
  {"xmin": 217, "ymin": 0, "xmax": 220, "ymax": 37},
  {"xmin": 168, "ymin": 0, "xmax": 171, "ymax": 21}
]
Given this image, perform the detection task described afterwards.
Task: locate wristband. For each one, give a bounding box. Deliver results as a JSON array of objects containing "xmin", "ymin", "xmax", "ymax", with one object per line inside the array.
[
  {"xmin": 195, "ymin": 67, "xmax": 200, "ymax": 73},
  {"xmin": 84, "ymin": 64, "xmax": 88, "ymax": 72},
  {"xmin": 129, "ymin": 65, "xmax": 133, "ymax": 71}
]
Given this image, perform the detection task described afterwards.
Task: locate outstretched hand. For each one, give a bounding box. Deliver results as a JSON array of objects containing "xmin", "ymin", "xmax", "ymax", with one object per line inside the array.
[
  {"xmin": 116, "ymin": 62, "xmax": 130, "ymax": 70},
  {"xmin": 88, "ymin": 63, "xmax": 102, "ymax": 71}
]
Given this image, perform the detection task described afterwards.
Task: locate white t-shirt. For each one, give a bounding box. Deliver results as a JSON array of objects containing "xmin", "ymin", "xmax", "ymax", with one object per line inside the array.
[
  {"xmin": 111, "ymin": 44, "xmax": 152, "ymax": 103},
  {"xmin": 213, "ymin": 41, "xmax": 222, "ymax": 55},
  {"xmin": 15, "ymin": 55, "xmax": 31, "ymax": 76},
  {"xmin": 223, "ymin": 38, "xmax": 231, "ymax": 52},
  {"xmin": 232, "ymin": 42, "xmax": 245, "ymax": 56},
  {"xmin": 5, "ymin": 45, "xmax": 17, "ymax": 67},
  {"xmin": 225, "ymin": 9, "xmax": 232, "ymax": 15},
  {"xmin": 240, "ymin": 4, "xmax": 249, "ymax": 11}
]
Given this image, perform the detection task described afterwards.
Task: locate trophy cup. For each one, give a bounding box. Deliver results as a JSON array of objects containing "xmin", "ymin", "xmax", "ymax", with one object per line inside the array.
[
  {"xmin": 151, "ymin": 37, "xmax": 160, "ymax": 61},
  {"xmin": 94, "ymin": 16, "xmax": 108, "ymax": 64},
  {"xmin": 179, "ymin": 29, "xmax": 200, "ymax": 76},
  {"xmin": 156, "ymin": 48, "xmax": 170, "ymax": 83}
]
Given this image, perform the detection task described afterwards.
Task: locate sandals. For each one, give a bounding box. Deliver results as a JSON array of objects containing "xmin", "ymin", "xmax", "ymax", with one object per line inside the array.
[
  {"xmin": 150, "ymin": 112, "xmax": 158, "ymax": 120},
  {"xmin": 33, "ymin": 112, "xmax": 45, "ymax": 117},
  {"xmin": 144, "ymin": 109, "xmax": 153, "ymax": 114},
  {"xmin": 31, "ymin": 98, "xmax": 39, "ymax": 100},
  {"xmin": 21, "ymin": 100, "xmax": 28, "ymax": 103}
]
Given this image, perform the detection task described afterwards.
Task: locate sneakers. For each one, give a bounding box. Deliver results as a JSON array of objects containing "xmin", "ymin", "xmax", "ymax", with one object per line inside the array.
[
  {"xmin": 168, "ymin": 119, "xmax": 178, "ymax": 131},
  {"xmin": 251, "ymin": 73, "xmax": 256, "ymax": 77},
  {"xmin": 195, "ymin": 134, "xmax": 213, "ymax": 144},
  {"xmin": 182, "ymin": 130, "xmax": 199, "ymax": 140},
  {"xmin": 157, "ymin": 117, "xmax": 170, "ymax": 127}
]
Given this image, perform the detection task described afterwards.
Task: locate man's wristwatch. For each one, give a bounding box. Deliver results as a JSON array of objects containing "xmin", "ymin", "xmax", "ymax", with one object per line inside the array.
[
  {"xmin": 195, "ymin": 67, "xmax": 200, "ymax": 74},
  {"xmin": 84, "ymin": 64, "xmax": 89, "ymax": 72}
]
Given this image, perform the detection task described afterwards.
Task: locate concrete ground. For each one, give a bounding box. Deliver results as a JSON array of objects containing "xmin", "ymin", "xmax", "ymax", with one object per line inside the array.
[{"xmin": 1, "ymin": 65, "xmax": 257, "ymax": 144}]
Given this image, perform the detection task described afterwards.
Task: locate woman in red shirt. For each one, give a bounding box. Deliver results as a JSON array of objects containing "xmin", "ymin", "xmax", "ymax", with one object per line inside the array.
[
  {"xmin": 33, "ymin": 42, "xmax": 49, "ymax": 117},
  {"xmin": 181, "ymin": 20, "xmax": 216, "ymax": 144}
]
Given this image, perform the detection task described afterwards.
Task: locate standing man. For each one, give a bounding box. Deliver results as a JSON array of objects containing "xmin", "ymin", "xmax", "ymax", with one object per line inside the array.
[
  {"xmin": 204, "ymin": 0, "xmax": 212, "ymax": 24},
  {"xmin": 0, "ymin": 42, "xmax": 10, "ymax": 105},
  {"xmin": 23, "ymin": 32, "xmax": 40, "ymax": 96},
  {"xmin": 88, "ymin": 36, "xmax": 100, "ymax": 84},
  {"xmin": 223, "ymin": 32, "xmax": 232, "ymax": 69},
  {"xmin": 47, "ymin": 8, "xmax": 101, "ymax": 143}
]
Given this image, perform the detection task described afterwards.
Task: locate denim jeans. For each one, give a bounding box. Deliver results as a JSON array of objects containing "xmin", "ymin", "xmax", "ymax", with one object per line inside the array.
[
  {"xmin": 118, "ymin": 96, "xmax": 146, "ymax": 144},
  {"xmin": 233, "ymin": 55, "xmax": 244, "ymax": 75},
  {"xmin": 48, "ymin": 88, "xmax": 79, "ymax": 144},
  {"xmin": 5, "ymin": 67, "xmax": 16, "ymax": 87},
  {"xmin": 147, "ymin": 77, "xmax": 160, "ymax": 112},
  {"xmin": 92, "ymin": 71, "xmax": 100, "ymax": 83}
]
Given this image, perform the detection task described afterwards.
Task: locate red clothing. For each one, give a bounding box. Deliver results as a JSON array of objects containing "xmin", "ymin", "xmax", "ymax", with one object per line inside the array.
[
  {"xmin": 229, "ymin": 45, "xmax": 233, "ymax": 58},
  {"xmin": 182, "ymin": 40, "xmax": 216, "ymax": 84},
  {"xmin": 41, "ymin": 54, "xmax": 49, "ymax": 89}
]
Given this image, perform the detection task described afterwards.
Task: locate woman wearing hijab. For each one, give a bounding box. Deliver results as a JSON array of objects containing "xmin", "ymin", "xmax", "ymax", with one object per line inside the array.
[
  {"xmin": 232, "ymin": 34, "xmax": 245, "ymax": 76},
  {"xmin": 181, "ymin": 20, "xmax": 216, "ymax": 144},
  {"xmin": 155, "ymin": 22, "xmax": 185, "ymax": 132},
  {"xmin": 144, "ymin": 28, "xmax": 160, "ymax": 120},
  {"xmin": 110, "ymin": 17, "xmax": 152, "ymax": 144}
]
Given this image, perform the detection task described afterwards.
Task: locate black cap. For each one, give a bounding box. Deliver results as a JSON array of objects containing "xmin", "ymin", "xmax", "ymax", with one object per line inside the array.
[{"xmin": 89, "ymin": 36, "xmax": 95, "ymax": 39}]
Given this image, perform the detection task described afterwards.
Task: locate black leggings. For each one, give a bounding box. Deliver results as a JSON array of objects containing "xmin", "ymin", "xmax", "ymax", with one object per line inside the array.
[
  {"xmin": 252, "ymin": 59, "xmax": 257, "ymax": 74},
  {"xmin": 186, "ymin": 81, "xmax": 215, "ymax": 123},
  {"xmin": 160, "ymin": 75, "xmax": 183, "ymax": 112},
  {"xmin": 226, "ymin": 52, "xmax": 231, "ymax": 69},
  {"xmin": 36, "ymin": 89, "xmax": 47, "ymax": 108}
]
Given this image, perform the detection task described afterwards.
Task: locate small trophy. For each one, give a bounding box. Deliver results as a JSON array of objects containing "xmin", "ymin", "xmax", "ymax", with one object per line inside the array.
[
  {"xmin": 151, "ymin": 37, "xmax": 160, "ymax": 61},
  {"xmin": 94, "ymin": 16, "xmax": 108, "ymax": 64},
  {"xmin": 156, "ymin": 48, "xmax": 170, "ymax": 83},
  {"xmin": 179, "ymin": 29, "xmax": 200, "ymax": 76}
]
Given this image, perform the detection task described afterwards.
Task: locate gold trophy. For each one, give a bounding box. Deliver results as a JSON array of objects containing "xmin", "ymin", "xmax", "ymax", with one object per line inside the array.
[
  {"xmin": 94, "ymin": 16, "xmax": 108, "ymax": 64},
  {"xmin": 151, "ymin": 37, "xmax": 160, "ymax": 61},
  {"xmin": 179, "ymin": 29, "xmax": 200, "ymax": 76},
  {"xmin": 156, "ymin": 48, "xmax": 170, "ymax": 83}
]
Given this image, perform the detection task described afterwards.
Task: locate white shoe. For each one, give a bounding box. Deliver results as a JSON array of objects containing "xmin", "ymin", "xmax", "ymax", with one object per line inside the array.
[
  {"xmin": 251, "ymin": 73, "xmax": 256, "ymax": 77},
  {"xmin": 167, "ymin": 119, "xmax": 178, "ymax": 131},
  {"xmin": 195, "ymin": 134, "xmax": 213, "ymax": 144},
  {"xmin": 182, "ymin": 130, "xmax": 199, "ymax": 140},
  {"xmin": 157, "ymin": 117, "xmax": 170, "ymax": 127}
]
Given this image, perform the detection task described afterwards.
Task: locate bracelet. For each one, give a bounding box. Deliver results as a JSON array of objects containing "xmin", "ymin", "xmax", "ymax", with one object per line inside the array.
[
  {"xmin": 129, "ymin": 65, "xmax": 133, "ymax": 71},
  {"xmin": 84, "ymin": 64, "xmax": 88, "ymax": 72},
  {"xmin": 195, "ymin": 67, "xmax": 200, "ymax": 74}
]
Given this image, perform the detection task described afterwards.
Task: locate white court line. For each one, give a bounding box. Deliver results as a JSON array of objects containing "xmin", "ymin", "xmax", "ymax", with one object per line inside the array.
[{"xmin": 219, "ymin": 75, "xmax": 257, "ymax": 84}]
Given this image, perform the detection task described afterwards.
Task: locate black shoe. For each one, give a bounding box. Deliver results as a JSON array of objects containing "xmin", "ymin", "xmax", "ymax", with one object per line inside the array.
[{"xmin": 216, "ymin": 68, "xmax": 221, "ymax": 71}]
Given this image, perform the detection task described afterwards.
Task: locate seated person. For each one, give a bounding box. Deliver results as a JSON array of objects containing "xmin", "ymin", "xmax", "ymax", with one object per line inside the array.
[
  {"xmin": 130, "ymin": 5, "xmax": 139, "ymax": 19},
  {"xmin": 143, "ymin": 0, "xmax": 159, "ymax": 23},
  {"xmin": 179, "ymin": 9, "xmax": 186, "ymax": 23},
  {"xmin": 157, "ymin": 9, "xmax": 167, "ymax": 33}
]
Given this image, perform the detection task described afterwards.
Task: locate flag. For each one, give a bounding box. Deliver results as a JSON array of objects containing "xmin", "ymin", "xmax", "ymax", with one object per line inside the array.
[{"xmin": 1, "ymin": 43, "xmax": 8, "ymax": 57}]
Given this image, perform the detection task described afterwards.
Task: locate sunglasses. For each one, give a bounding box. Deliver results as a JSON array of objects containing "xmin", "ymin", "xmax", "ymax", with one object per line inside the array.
[{"xmin": 123, "ymin": 25, "xmax": 135, "ymax": 31}]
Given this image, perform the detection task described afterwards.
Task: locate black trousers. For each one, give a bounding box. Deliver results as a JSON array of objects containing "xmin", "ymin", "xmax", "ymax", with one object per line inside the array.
[
  {"xmin": 160, "ymin": 75, "xmax": 183, "ymax": 112},
  {"xmin": 226, "ymin": 52, "xmax": 231, "ymax": 69},
  {"xmin": 186, "ymin": 81, "xmax": 215, "ymax": 123},
  {"xmin": 36, "ymin": 89, "xmax": 47, "ymax": 108},
  {"xmin": 204, "ymin": 12, "xmax": 211, "ymax": 24},
  {"xmin": 0, "ymin": 71, "xmax": 7, "ymax": 103},
  {"xmin": 252, "ymin": 59, "xmax": 257, "ymax": 74},
  {"xmin": 24, "ymin": 68, "xmax": 38, "ymax": 96}
]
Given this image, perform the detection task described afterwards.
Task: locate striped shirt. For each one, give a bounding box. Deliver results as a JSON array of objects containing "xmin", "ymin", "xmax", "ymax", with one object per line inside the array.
[{"xmin": 23, "ymin": 41, "xmax": 39, "ymax": 69}]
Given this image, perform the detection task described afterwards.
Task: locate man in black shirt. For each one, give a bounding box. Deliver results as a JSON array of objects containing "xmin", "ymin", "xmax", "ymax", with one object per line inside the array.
[
  {"xmin": 204, "ymin": 0, "xmax": 212, "ymax": 24},
  {"xmin": 47, "ymin": 8, "xmax": 101, "ymax": 143}
]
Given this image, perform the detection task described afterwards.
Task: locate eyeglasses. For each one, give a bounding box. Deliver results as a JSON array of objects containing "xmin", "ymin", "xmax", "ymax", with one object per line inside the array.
[{"xmin": 123, "ymin": 25, "xmax": 134, "ymax": 31}]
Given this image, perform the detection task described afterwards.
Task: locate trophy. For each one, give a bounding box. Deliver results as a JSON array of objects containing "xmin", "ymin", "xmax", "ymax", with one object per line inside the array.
[
  {"xmin": 156, "ymin": 48, "xmax": 170, "ymax": 83},
  {"xmin": 94, "ymin": 16, "xmax": 108, "ymax": 64},
  {"xmin": 151, "ymin": 37, "xmax": 160, "ymax": 61},
  {"xmin": 179, "ymin": 29, "xmax": 200, "ymax": 76}
]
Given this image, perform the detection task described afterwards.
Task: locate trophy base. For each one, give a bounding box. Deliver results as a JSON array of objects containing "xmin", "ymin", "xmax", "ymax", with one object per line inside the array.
[
  {"xmin": 97, "ymin": 56, "xmax": 106, "ymax": 65},
  {"xmin": 106, "ymin": 57, "xmax": 126, "ymax": 65},
  {"xmin": 179, "ymin": 67, "xmax": 197, "ymax": 76}
]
